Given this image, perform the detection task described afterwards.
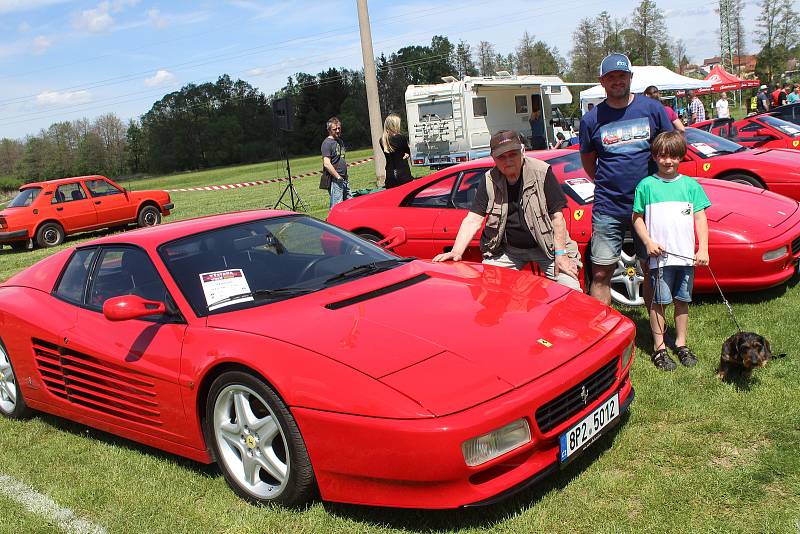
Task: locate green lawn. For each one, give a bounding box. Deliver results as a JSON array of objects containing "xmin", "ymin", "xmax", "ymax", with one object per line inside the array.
[{"xmin": 0, "ymin": 152, "xmax": 798, "ymax": 533}]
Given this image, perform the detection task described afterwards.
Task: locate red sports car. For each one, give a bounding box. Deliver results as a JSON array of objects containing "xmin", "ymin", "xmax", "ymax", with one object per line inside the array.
[
  {"xmin": 0, "ymin": 175, "xmax": 173, "ymax": 250},
  {"xmin": 328, "ymin": 149, "xmax": 800, "ymax": 306},
  {"xmin": 0, "ymin": 210, "xmax": 636, "ymax": 508},
  {"xmin": 690, "ymin": 114, "xmax": 800, "ymax": 151}
]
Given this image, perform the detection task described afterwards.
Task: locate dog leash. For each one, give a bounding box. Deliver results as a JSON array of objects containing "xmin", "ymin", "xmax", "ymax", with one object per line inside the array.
[{"xmin": 658, "ymin": 250, "xmax": 743, "ymax": 333}]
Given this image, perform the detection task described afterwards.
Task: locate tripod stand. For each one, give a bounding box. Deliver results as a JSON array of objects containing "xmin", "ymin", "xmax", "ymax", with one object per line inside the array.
[{"xmin": 273, "ymin": 141, "xmax": 308, "ymax": 212}]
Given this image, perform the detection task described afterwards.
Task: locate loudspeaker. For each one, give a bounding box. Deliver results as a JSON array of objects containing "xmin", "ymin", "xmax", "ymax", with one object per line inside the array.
[{"xmin": 272, "ymin": 97, "xmax": 294, "ymax": 131}]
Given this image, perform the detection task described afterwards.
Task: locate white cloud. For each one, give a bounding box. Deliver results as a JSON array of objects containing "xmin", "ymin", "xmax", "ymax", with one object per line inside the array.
[
  {"xmin": 73, "ymin": 2, "xmax": 115, "ymax": 33},
  {"xmin": 147, "ymin": 8, "xmax": 167, "ymax": 28},
  {"xmin": 17, "ymin": 21, "xmax": 31, "ymax": 33},
  {"xmin": 0, "ymin": 0, "xmax": 69, "ymax": 14},
  {"xmin": 32, "ymin": 35, "xmax": 51, "ymax": 54},
  {"xmin": 247, "ymin": 68, "xmax": 265, "ymax": 76},
  {"xmin": 36, "ymin": 90, "xmax": 92, "ymax": 106},
  {"xmin": 229, "ymin": 0, "xmax": 291, "ymax": 20},
  {"xmin": 144, "ymin": 69, "xmax": 176, "ymax": 87}
]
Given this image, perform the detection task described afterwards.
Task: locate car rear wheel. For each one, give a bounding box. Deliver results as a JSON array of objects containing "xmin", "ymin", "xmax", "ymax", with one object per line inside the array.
[
  {"xmin": 724, "ymin": 173, "xmax": 764, "ymax": 188},
  {"xmin": 137, "ymin": 205, "xmax": 161, "ymax": 228},
  {"xmin": 0, "ymin": 340, "xmax": 32, "ymax": 419},
  {"xmin": 204, "ymin": 371, "xmax": 316, "ymax": 507},
  {"xmin": 609, "ymin": 245, "xmax": 645, "ymax": 307},
  {"xmin": 35, "ymin": 222, "xmax": 65, "ymax": 248}
]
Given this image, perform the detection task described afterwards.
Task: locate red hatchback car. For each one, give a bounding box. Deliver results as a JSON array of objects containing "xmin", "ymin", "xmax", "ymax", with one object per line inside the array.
[
  {"xmin": 0, "ymin": 175, "xmax": 173, "ymax": 250},
  {"xmin": 690, "ymin": 114, "xmax": 800, "ymax": 151},
  {"xmin": 328, "ymin": 149, "xmax": 800, "ymax": 306},
  {"xmin": 0, "ymin": 210, "xmax": 636, "ymax": 508}
]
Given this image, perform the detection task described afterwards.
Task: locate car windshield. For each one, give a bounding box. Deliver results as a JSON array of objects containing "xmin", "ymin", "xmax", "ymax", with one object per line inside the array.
[
  {"xmin": 685, "ymin": 128, "xmax": 747, "ymax": 158},
  {"xmin": 8, "ymin": 187, "xmax": 41, "ymax": 207},
  {"xmin": 760, "ymin": 115, "xmax": 800, "ymax": 137},
  {"xmin": 158, "ymin": 215, "xmax": 406, "ymax": 316},
  {"xmin": 543, "ymin": 152, "xmax": 595, "ymax": 205}
]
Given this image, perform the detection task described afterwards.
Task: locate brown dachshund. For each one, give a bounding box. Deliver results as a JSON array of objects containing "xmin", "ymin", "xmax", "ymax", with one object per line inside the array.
[{"xmin": 717, "ymin": 332, "xmax": 774, "ymax": 381}]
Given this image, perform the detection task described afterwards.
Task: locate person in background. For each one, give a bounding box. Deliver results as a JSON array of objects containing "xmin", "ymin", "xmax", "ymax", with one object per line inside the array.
[
  {"xmin": 587, "ymin": 103, "xmax": 595, "ymax": 113},
  {"xmin": 644, "ymin": 86, "xmax": 685, "ymax": 133},
  {"xmin": 321, "ymin": 117, "xmax": 350, "ymax": 208},
  {"xmin": 529, "ymin": 96, "xmax": 547, "ymax": 150},
  {"xmin": 379, "ymin": 114, "xmax": 413, "ymax": 189},
  {"xmin": 757, "ymin": 85, "xmax": 770, "ymax": 112},
  {"xmin": 688, "ymin": 91, "xmax": 706, "ymax": 124},
  {"xmin": 778, "ymin": 84, "xmax": 791, "ymax": 107},
  {"xmin": 715, "ymin": 92, "xmax": 730, "ymax": 119},
  {"xmin": 553, "ymin": 132, "xmax": 570, "ymax": 149},
  {"xmin": 788, "ymin": 85, "xmax": 800, "ymax": 104},
  {"xmin": 432, "ymin": 130, "xmax": 581, "ymax": 291}
]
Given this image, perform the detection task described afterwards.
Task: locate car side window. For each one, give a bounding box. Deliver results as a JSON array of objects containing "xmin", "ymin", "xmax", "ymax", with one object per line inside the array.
[
  {"xmin": 452, "ymin": 170, "xmax": 487, "ymax": 209},
  {"xmin": 52, "ymin": 183, "xmax": 87, "ymax": 204},
  {"xmin": 739, "ymin": 122, "xmax": 761, "ymax": 133},
  {"xmin": 408, "ymin": 175, "xmax": 459, "ymax": 208},
  {"xmin": 54, "ymin": 248, "xmax": 97, "ymax": 304},
  {"xmin": 85, "ymin": 179, "xmax": 123, "ymax": 197},
  {"xmin": 87, "ymin": 247, "xmax": 169, "ymax": 311}
]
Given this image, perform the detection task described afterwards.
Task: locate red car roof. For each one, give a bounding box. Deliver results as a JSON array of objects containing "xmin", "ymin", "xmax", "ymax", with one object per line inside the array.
[{"xmin": 20, "ymin": 175, "xmax": 109, "ymax": 189}]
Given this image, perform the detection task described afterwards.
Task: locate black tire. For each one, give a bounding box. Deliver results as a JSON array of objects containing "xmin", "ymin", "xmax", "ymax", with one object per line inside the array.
[
  {"xmin": 355, "ymin": 230, "xmax": 382, "ymax": 243},
  {"xmin": 724, "ymin": 173, "xmax": 764, "ymax": 188},
  {"xmin": 203, "ymin": 371, "xmax": 316, "ymax": 507},
  {"xmin": 0, "ymin": 338, "xmax": 33, "ymax": 419},
  {"xmin": 35, "ymin": 222, "xmax": 65, "ymax": 248},
  {"xmin": 137, "ymin": 205, "xmax": 161, "ymax": 228}
]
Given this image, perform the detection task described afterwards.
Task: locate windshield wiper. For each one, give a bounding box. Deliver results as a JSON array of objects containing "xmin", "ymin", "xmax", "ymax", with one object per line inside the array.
[
  {"xmin": 208, "ymin": 287, "xmax": 316, "ymax": 309},
  {"xmin": 323, "ymin": 257, "xmax": 414, "ymax": 285}
]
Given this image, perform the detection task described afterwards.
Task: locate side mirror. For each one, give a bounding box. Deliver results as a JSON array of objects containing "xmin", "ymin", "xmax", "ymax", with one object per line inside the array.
[
  {"xmin": 103, "ymin": 294, "xmax": 166, "ymax": 321},
  {"xmin": 378, "ymin": 226, "xmax": 408, "ymax": 250}
]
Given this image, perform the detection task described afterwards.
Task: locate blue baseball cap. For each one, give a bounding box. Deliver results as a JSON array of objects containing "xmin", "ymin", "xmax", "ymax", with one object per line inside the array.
[{"xmin": 600, "ymin": 53, "xmax": 632, "ymax": 77}]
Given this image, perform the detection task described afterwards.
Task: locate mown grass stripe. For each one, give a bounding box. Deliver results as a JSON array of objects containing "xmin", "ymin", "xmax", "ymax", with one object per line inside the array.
[{"xmin": 0, "ymin": 474, "xmax": 107, "ymax": 534}]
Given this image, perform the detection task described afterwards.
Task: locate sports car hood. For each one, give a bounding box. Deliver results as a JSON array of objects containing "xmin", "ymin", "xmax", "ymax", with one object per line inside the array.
[
  {"xmin": 700, "ymin": 178, "xmax": 799, "ymax": 240},
  {"xmin": 207, "ymin": 262, "xmax": 625, "ymax": 415}
]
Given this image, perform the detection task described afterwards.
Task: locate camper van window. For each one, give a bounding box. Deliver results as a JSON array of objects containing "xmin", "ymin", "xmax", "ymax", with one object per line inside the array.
[
  {"xmin": 515, "ymin": 95, "xmax": 528, "ymax": 114},
  {"xmin": 472, "ymin": 97, "xmax": 488, "ymax": 117},
  {"xmin": 418, "ymin": 101, "xmax": 453, "ymax": 121},
  {"xmin": 549, "ymin": 85, "xmax": 562, "ymax": 94}
]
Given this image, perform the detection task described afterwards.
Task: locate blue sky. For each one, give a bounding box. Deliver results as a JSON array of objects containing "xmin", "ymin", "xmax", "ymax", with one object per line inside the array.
[{"xmin": 0, "ymin": 0, "xmax": 766, "ymax": 139}]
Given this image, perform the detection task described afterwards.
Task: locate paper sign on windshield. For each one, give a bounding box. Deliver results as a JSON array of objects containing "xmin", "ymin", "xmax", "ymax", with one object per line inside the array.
[
  {"xmin": 565, "ymin": 178, "xmax": 595, "ymax": 202},
  {"xmin": 201, "ymin": 269, "xmax": 253, "ymax": 310},
  {"xmin": 691, "ymin": 142, "xmax": 718, "ymax": 157}
]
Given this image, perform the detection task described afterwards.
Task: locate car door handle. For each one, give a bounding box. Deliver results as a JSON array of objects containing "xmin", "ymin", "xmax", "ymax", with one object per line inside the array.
[
  {"xmin": 56, "ymin": 207, "xmax": 63, "ymax": 211},
  {"xmin": 94, "ymin": 201, "xmax": 101, "ymax": 205}
]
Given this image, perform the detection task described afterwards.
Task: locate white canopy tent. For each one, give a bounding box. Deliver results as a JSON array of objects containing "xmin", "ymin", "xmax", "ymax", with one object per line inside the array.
[{"xmin": 579, "ymin": 66, "xmax": 712, "ymax": 112}]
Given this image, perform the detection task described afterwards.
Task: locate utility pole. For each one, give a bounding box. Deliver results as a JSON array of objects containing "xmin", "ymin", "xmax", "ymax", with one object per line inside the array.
[{"xmin": 356, "ymin": 0, "xmax": 386, "ymax": 187}]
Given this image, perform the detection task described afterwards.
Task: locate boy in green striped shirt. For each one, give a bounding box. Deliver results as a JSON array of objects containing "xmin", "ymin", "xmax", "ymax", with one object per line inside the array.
[{"xmin": 632, "ymin": 131, "xmax": 711, "ymax": 371}]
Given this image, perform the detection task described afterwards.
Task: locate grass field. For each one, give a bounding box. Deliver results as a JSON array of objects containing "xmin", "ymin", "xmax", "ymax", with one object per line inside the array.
[{"xmin": 0, "ymin": 151, "xmax": 798, "ymax": 533}]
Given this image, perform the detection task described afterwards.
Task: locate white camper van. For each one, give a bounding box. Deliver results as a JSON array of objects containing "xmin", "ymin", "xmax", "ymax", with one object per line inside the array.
[{"xmin": 405, "ymin": 74, "xmax": 573, "ymax": 167}]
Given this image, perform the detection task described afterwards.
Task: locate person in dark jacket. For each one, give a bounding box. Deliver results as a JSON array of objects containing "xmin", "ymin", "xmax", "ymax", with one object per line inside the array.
[{"xmin": 379, "ymin": 114, "xmax": 413, "ymax": 188}]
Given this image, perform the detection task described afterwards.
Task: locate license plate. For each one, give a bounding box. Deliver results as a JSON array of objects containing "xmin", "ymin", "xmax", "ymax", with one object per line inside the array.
[{"xmin": 559, "ymin": 393, "xmax": 619, "ymax": 463}]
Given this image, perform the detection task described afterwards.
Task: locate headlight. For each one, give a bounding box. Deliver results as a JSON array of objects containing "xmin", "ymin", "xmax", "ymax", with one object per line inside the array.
[
  {"xmin": 762, "ymin": 246, "xmax": 788, "ymax": 261},
  {"xmin": 462, "ymin": 418, "xmax": 531, "ymax": 467},
  {"xmin": 621, "ymin": 340, "xmax": 635, "ymax": 370}
]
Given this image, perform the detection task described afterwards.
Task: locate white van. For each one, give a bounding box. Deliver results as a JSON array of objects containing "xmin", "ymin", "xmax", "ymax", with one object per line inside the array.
[{"xmin": 405, "ymin": 73, "xmax": 573, "ymax": 167}]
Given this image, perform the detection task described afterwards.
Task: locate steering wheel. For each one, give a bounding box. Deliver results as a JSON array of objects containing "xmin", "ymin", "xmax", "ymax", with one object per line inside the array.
[{"xmin": 294, "ymin": 257, "xmax": 325, "ymax": 283}]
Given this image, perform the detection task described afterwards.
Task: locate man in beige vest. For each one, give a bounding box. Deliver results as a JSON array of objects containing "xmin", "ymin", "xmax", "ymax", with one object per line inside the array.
[{"xmin": 432, "ymin": 130, "xmax": 581, "ymax": 290}]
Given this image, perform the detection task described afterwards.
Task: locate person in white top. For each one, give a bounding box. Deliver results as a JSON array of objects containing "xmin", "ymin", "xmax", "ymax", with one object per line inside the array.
[{"xmin": 715, "ymin": 92, "xmax": 730, "ymax": 119}]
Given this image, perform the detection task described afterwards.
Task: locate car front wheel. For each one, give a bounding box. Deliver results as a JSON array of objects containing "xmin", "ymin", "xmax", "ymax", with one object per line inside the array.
[
  {"xmin": 203, "ymin": 371, "xmax": 316, "ymax": 506},
  {"xmin": 137, "ymin": 205, "xmax": 161, "ymax": 227},
  {"xmin": 35, "ymin": 222, "xmax": 65, "ymax": 248},
  {"xmin": 725, "ymin": 173, "xmax": 764, "ymax": 188},
  {"xmin": 0, "ymin": 339, "xmax": 32, "ymax": 419}
]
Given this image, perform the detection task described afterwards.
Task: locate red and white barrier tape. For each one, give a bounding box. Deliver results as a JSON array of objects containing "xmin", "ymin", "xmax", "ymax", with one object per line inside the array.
[{"xmin": 164, "ymin": 157, "xmax": 374, "ymax": 192}]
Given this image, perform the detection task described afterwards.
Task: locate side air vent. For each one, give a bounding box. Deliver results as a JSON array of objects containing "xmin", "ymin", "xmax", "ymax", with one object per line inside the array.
[
  {"xmin": 325, "ymin": 273, "xmax": 430, "ymax": 310},
  {"xmin": 31, "ymin": 338, "xmax": 162, "ymax": 427}
]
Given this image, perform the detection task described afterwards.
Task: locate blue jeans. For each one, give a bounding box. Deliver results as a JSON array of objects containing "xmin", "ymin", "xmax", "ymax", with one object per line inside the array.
[
  {"xmin": 329, "ymin": 178, "xmax": 351, "ymax": 208},
  {"xmin": 590, "ymin": 212, "xmax": 647, "ymax": 265},
  {"xmin": 651, "ymin": 265, "xmax": 694, "ymax": 304}
]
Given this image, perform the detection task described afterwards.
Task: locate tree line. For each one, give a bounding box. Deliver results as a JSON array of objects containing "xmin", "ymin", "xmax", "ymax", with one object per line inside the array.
[{"xmin": 1, "ymin": 0, "xmax": 798, "ymax": 189}]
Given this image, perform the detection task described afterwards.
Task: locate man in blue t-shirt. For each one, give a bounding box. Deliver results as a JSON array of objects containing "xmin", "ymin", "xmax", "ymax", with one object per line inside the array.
[{"xmin": 579, "ymin": 53, "xmax": 673, "ymax": 305}]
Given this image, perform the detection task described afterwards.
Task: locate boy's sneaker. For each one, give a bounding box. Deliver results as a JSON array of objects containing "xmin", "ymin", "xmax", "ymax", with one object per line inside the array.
[
  {"xmin": 651, "ymin": 349, "xmax": 677, "ymax": 371},
  {"xmin": 674, "ymin": 346, "xmax": 698, "ymax": 367}
]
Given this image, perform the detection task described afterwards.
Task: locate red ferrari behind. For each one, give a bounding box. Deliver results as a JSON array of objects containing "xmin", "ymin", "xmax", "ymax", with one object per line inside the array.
[
  {"xmin": 0, "ymin": 210, "xmax": 636, "ymax": 508},
  {"xmin": 690, "ymin": 114, "xmax": 800, "ymax": 152},
  {"xmin": 328, "ymin": 149, "xmax": 800, "ymax": 306}
]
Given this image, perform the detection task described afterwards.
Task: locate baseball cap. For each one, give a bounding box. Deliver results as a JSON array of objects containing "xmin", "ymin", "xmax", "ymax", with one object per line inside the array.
[
  {"xmin": 490, "ymin": 130, "xmax": 524, "ymax": 158},
  {"xmin": 759, "ymin": 84, "xmax": 767, "ymax": 90},
  {"xmin": 600, "ymin": 53, "xmax": 632, "ymax": 77}
]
